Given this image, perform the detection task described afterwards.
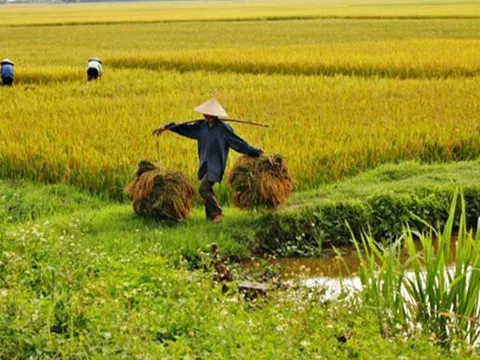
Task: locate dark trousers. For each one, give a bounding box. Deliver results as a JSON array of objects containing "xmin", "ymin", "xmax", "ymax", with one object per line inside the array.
[
  {"xmin": 1, "ymin": 77, "xmax": 13, "ymax": 86},
  {"xmin": 199, "ymin": 176, "xmax": 222, "ymax": 220},
  {"xmin": 87, "ymin": 68, "xmax": 99, "ymax": 81}
]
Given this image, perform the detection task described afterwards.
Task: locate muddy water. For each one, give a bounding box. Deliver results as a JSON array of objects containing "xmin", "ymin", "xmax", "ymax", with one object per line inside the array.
[
  {"xmin": 243, "ymin": 239, "xmax": 458, "ymax": 281},
  {"xmin": 243, "ymin": 248, "xmax": 359, "ymax": 280}
]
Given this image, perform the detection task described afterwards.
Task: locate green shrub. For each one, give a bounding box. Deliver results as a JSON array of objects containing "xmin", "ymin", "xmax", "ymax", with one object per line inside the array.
[{"xmin": 254, "ymin": 185, "xmax": 480, "ymax": 256}]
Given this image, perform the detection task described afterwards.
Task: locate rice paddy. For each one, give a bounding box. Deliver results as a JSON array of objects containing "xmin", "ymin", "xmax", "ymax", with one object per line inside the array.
[
  {"xmin": 0, "ymin": 1, "xmax": 479, "ymax": 201},
  {"xmin": 2, "ymin": 0, "xmax": 480, "ymax": 27},
  {"xmin": 1, "ymin": 69, "xmax": 479, "ymax": 198}
]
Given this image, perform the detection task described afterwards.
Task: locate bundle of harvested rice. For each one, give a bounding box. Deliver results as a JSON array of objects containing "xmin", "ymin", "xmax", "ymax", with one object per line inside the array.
[
  {"xmin": 126, "ymin": 160, "xmax": 195, "ymax": 221},
  {"xmin": 228, "ymin": 154, "xmax": 294, "ymax": 210}
]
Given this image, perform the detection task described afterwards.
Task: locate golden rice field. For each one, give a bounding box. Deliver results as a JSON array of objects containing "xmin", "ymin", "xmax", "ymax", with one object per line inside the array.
[
  {"xmin": 1, "ymin": 1, "xmax": 480, "ymax": 199},
  {"xmin": 109, "ymin": 39, "xmax": 480, "ymax": 78},
  {"xmin": 2, "ymin": 0, "xmax": 480, "ymax": 26}
]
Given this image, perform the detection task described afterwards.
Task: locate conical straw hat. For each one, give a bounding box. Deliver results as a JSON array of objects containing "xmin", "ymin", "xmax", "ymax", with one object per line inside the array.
[
  {"xmin": 88, "ymin": 57, "xmax": 102, "ymax": 64},
  {"xmin": 194, "ymin": 98, "xmax": 228, "ymax": 118},
  {"xmin": 1, "ymin": 58, "xmax": 14, "ymax": 66}
]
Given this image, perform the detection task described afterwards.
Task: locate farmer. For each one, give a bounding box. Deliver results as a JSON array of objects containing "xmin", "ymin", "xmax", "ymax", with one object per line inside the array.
[
  {"xmin": 152, "ymin": 98, "xmax": 264, "ymax": 223},
  {"xmin": 87, "ymin": 57, "xmax": 103, "ymax": 81},
  {"xmin": 1, "ymin": 58, "xmax": 14, "ymax": 86}
]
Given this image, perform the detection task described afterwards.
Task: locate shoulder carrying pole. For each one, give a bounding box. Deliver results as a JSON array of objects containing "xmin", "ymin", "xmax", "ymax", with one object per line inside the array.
[
  {"xmin": 223, "ymin": 118, "xmax": 270, "ymax": 128},
  {"xmin": 167, "ymin": 118, "xmax": 269, "ymax": 131}
]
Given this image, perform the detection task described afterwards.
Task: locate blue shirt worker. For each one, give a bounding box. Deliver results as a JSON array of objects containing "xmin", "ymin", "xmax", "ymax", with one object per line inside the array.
[
  {"xmin": 87, "ymin": 57, "xmax": 103, "ymax": 81},
  {"xmin": 153, "ymin": 98, "xmax": 264, "ymax": 223},
  {"xmin": 1, "ymin": 58, "xmax": 14, "ymax": 86}
]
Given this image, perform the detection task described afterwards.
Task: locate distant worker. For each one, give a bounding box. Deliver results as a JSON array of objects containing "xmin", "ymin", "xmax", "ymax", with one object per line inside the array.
[
  {"xmin": 87, "ymin": 57, "xmax": 103, "ymax": 81},
  {"xmin": 1, "ymin": 58, "xmax": 14, "ymax": 86},
  {"xmin": 152, "ymin": 98, "xmax": 264, "ymax": 223}
]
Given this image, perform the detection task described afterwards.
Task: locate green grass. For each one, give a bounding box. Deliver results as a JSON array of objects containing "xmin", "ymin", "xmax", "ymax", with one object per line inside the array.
[
  {"xmin": 0, "ymin": 180, "xmax": 256, "ymax": 260},
  {"xmin": 0, "ymin": 180, "xmax": 104, "ymax": 224},
  {"xmin": 3, "ymin": 160, "xmax": 480, "ymax": 259},
  {"xmin": 1, "ymin": 173, "xmax": 480, "ymax": 358},
  {"xmin": 294, "ymin": 160, "xmax": 480, "ymax": 205}
]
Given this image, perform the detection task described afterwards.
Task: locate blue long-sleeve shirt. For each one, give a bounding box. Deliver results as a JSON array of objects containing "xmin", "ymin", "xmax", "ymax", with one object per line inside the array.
[
  {"xmin": 1, "ymin": 64, "xmax": 14, "ymax": 80},
  {"xmin": 167, "ymin": 120, "xmax": 262, "ymax": 182}
]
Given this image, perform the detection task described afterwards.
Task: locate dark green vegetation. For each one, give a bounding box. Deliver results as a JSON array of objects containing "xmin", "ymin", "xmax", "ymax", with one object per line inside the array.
[
  {"xmin": 1, "ymin": 163, "xmax": 480, "ymax": 358},
  {"xmin": 258, "ymin": 160, "xmax": 480, "ymax": 256}
]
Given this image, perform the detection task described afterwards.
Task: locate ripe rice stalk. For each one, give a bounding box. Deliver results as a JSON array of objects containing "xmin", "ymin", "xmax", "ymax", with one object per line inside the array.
[
  {"xmin": 109, "ymin": 39, "xmax": 480, "ymax": 80},
  {"xmin": 228, "ymin": 154, "xmax": 294, "ymax": 210},
  {"xmin": 126, "ymin": 160, "xmax": 195, "ymax": 221}
]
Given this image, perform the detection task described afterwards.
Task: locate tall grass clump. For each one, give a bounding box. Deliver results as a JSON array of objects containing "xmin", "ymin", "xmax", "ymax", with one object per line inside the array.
[{"xmin": 347, "ymin": 190, "xmax": 480, "ymax": 348}]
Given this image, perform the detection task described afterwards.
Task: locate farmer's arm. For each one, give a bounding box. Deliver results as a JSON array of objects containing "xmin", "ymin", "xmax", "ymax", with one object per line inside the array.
[
  {"xmin": 152, "ymin": 121, "xmax": 202, "ymax": 139},
  {"xmin": 225, "ymin": 126, "xmax": 263, "ymax": 157}
]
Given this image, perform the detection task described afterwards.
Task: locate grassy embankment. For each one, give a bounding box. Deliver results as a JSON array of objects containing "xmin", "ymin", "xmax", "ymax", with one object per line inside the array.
[
  {"xmin": 2, "ymin": 161, "xmax": 480, "ymax": 358},
  {"xmin": 3, "ymin": 160, "xmax": 480, "ymax": 259}
]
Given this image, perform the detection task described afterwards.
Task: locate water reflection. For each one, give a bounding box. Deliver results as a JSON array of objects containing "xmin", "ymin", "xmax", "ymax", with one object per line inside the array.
[{"xmin": 243, "ymin": 238, "xmax": 458, "ymax": 280}]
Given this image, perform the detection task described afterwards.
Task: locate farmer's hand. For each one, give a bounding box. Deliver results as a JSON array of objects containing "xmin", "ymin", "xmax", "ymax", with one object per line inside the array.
[
  {"xmin": 152, "ymin": 124, "xmax": 168, "ymax": 136},
  {"xmin": 259, "ymin": 149, "xmax": 265, "ymax": 156}
]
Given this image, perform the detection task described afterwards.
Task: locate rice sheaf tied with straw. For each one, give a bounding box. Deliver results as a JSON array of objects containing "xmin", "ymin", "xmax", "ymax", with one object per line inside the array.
[
  {"xmin": 126, "ymin": 160, "xmax": 195, "ymax": 221},
  {"xmin": 228, "ymin": 154, "xmax": 294, "ymax": 210}
]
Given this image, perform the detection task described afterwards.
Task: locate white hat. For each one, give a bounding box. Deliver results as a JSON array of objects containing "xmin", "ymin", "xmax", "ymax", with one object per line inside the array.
[
  {"xmin": 194, "ymin": 98, "xmax": 228, "ymax": 118},
  {"xmin": 88, "ymin": 57, "xmax": 102, "ymax": 64},
  {"xmin": 1, "ymin": 58, "xmax": 14, "ymax": 66}
]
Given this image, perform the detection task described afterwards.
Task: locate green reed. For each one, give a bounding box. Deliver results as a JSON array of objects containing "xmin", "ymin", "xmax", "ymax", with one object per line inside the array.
[{"xmin": 346, "ymin": 190, "xmax": 480, "ymax": 347}]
